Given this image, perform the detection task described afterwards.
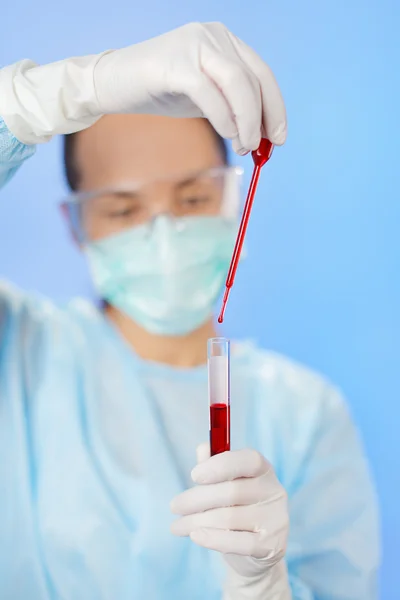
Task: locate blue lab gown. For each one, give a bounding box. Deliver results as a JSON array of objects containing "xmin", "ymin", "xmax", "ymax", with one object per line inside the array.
[{"xmin": 0, "ymin": 116, "xmax": 380, "ymax": 599}]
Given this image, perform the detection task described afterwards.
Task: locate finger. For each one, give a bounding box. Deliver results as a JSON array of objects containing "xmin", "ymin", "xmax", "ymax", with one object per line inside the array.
[
  {"xmin": 201, "ymin": 50, "xmax": 262, "ymax": 152},
  {"xmin": 191, "ymin": 448, "xmax": 269, "ymax": 484},
  {"xmin": 232, "ymin": 136, "xmax": 250, "ymax": 156},
  {"xmin": 183, "ymin": 71, "xmax": 238, "ymax": 141},
  {"xmin": 196, "ymin": 442, "xmax": 210, "ymax": 464},
  {"xmin": 171, "ymin": 504, "xmax": 256, "ymax": 536},
  {"xmin": 171, "ymin": 476, "xmax": 268, "ymax": 515},
  {"xmin": 227, "ymin": 31, "xmax": 287, "ymax": 145},
  {"xmin": 190, "ymin": 527, "xmax": 263, "ymax": 557}
]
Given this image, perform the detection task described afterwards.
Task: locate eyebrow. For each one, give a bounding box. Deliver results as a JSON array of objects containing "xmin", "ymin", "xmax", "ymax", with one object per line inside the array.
[
  {"xmin": 91, "ymin": 190, "xmax": 142, "ymax": 209},
  {"xmin": 111, "ymin": 190, "xmax": 141, "ymax": 199},
  {"xmin": 176, "ymin": 177, "xmax": 198, "ymax": 189}
]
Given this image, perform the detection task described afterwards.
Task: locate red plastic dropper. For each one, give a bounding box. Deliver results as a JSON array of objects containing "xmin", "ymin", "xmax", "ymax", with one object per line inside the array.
[{"xmin": 218, "ymin": 138, "xmax": 274, "ymax": 324}]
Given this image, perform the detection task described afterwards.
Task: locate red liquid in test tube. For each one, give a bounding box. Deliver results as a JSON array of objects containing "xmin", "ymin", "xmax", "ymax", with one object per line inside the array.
[
  {"xmin": 209, "ymin": 403, "xmax": 230, "ymax": 455},
  {"xmin": 208, "ymin": 337, "xmax": 230, "ymax": 456}
]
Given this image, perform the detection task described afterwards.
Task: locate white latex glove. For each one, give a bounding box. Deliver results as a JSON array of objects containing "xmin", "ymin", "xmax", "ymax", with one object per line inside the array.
[
  {"xmin": 0, "ymin": 22, "xmax": 286, "ymax": 154},
  {"xmin": 171, "ymin": 445, "xmax": 292, "ymax": 600}
]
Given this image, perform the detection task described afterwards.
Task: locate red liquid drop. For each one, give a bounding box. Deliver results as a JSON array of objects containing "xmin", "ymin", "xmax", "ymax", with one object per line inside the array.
[{"xmin": 210, "ymin": 403, "xmax": 230, "ymax": 456}]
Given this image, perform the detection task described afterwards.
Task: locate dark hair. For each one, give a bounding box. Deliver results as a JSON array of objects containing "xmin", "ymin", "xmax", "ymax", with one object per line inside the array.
[{"xmin": 63, "ymin": 120, "xmax": 229, "ymax": 192}]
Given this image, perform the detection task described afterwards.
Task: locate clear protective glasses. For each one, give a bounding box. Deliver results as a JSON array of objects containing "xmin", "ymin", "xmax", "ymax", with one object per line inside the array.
[{"xmin": 61, "ymin": 165, "xmax": 243, "ymax": 243}]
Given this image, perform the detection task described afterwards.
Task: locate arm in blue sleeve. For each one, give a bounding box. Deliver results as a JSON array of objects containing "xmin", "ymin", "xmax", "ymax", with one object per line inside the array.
[
  {"xmin": 287, "ymin": 387, "xmax": 380, "ymax": 600},
  {"xmin": 0, "ymin": 116, "xmax": 36, "ymax": 189}
]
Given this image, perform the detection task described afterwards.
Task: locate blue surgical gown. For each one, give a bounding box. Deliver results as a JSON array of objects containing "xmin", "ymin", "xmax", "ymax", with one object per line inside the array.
[{"xmin": 0, "ymin": 116, "xmax": 380, "ymax": 599}]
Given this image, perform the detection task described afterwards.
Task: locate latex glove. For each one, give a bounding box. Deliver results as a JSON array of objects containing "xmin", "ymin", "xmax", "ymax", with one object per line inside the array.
[
  {"xmin": 171, "ymin": 445, "xmax": 291, "ymax": 600},
  {"xmin": 0, "ymin": 22, "xmax": 286, "ymax": 153}
]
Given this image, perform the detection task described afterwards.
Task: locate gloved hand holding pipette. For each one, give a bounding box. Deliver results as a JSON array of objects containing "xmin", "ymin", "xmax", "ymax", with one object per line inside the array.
[
  {"xmin": 0, "ymin": 22, "xmax": 286, "ymax": 155},
  {"xmin": 171, "ymin": 445, "xmax": 291, "ymax": 600}
]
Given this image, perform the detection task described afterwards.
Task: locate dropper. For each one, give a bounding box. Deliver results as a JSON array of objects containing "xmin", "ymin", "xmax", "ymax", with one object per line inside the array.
[{"xmin": 218, "ymin": 138, "xmax": 274, "ymax": 323}]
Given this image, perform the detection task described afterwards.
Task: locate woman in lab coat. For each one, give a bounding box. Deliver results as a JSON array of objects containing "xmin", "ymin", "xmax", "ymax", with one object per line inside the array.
[{"xmin": 0, "ymin": 22, "xmax": 379, "ymax": 600}]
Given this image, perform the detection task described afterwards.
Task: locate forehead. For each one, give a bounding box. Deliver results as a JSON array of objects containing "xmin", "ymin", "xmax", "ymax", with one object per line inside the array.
[{"xmin": 74, "ymin": 114, "xmax": 224, "ymax": 191}]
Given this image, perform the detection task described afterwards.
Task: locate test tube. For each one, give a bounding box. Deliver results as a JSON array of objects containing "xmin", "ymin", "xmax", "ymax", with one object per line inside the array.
[{"xmin": 208, "ymin": 337, "xmax": 230, "ymax": 456}]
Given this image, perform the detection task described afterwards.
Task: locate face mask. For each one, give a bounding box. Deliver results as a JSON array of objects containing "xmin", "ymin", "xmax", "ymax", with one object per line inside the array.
[{"xmin": 84, "ymin": 215, "xmax": 238, "ymax": 336}]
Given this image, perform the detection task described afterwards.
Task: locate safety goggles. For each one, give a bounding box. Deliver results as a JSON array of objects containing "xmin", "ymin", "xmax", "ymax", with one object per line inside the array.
[{"xmin": 61, "ymin": 165, "xmax": 243, "ymax": 243}]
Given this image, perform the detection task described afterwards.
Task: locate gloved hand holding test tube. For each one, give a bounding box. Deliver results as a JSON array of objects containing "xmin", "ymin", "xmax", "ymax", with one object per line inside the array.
[
  {"xmin": 172, "ymin": 336, "xmax": 291, "ymax": 599},
  {"xmin": 208, "ymin": 338, "xmax": 230, "ymax": 456}
]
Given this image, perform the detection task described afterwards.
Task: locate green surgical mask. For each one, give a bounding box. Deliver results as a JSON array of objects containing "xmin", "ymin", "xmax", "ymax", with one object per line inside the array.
[{"xmin": 84, "ymin": 215, "xmax": 238, "ymax": 336}]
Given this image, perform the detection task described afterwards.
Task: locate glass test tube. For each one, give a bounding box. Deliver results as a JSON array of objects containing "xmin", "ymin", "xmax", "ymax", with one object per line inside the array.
[{"xmin": 208, "ymin": 337, "xmax": 230, "ymax": 456}]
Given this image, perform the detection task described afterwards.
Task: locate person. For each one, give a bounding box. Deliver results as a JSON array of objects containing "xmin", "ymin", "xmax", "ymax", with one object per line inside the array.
[{"xmin": 0, "ymin": 22, "xmax": 379, "ymax": 600}]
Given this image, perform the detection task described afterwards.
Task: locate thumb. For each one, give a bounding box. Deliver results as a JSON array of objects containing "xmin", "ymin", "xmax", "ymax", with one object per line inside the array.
[{"xmin": 196, "ymin": 442, "xmax": 210, "ymax": 464}]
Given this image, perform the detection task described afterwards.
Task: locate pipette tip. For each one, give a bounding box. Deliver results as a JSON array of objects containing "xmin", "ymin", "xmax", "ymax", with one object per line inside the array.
[
  {"xmin": 218, "ymin": 302, "xmax": 226, "ymax": 323},
  {"xmin": 218, "ymin": 288, "xmax": 230, "ymax": 323}
]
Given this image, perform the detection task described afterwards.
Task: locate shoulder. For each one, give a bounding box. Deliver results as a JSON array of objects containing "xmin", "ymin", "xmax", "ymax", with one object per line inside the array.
[
  {"xmin": 0, "ymin": 280, "xmax": 98, "ymax": 321},
  {"xmin": 0, "ymin": 283, "xmax": 107, "ymax": 395},
  {"xmin": 0, "ymin": 279, "xmax": 57, "ymax": 325},
  {"xmin": 235, "ymin": 341, "xmax": 342, "ymax": 412},
  {"xmin": 234, "ymin": 342, "xmax": 353, "ymax": 481},
  {"xmin": 0, "ymin": 280, "xmax": 102, "ymax": 348}
]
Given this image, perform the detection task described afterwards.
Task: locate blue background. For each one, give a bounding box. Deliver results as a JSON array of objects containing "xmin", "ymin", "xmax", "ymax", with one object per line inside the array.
[{"xmin": 1, "ymin": 1, "xmax": 398, "ymax": 597}]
